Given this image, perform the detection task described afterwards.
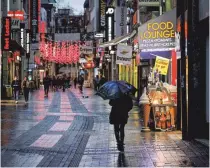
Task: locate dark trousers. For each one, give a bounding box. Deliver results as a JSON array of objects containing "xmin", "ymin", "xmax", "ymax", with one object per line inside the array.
[
  {"xmin": 13, "ymin": 89, "xmax": 19, "ymax": 101},
  {"xmin": 114, "ymin": 124, "xmax": 125, "ymax": 144},
  {"xmin": 44, "ymin": 85, "xmax": 49, "ymax": 95},
  {"xmin": 23, "ymin": 88, "xmax": 29, "ymax": 102},
  {"xmin": 74, "ymin": 82, "xmax": 77, "ymax": 89}
]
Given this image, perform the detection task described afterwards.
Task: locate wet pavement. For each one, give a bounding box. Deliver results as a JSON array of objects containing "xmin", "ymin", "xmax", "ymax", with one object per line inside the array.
[{"xmin": 1, "ymin": 87, "xmax": 209, "ymax": 167}]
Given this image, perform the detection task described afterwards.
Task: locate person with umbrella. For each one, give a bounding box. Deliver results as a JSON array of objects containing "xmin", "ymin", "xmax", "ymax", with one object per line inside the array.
[{"xmin": 96, "ymin": 80, "xmax": 136, "ymax": 151}]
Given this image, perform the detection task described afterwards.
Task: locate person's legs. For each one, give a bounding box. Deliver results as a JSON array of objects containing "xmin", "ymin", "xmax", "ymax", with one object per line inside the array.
[
  {"xmin": 44, "ymin": 86, "xmax": 47, "ymax": 95},
  {"xmin": 119, "ymin": 124, "xmax": 126, "ymax": 145},
  {"xmin": 26, "ymin": 88, "xmax": 29, "ymax": 102},
  {"xmin": 114, "ymin": 124, "xmax": 120, "ymax": 144},
  {"xmin": 23, "ymin": 88, "xmax": 27, "ymax": 102}
]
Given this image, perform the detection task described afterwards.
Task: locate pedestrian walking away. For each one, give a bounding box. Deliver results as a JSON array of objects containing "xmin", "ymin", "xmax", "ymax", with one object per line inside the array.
[
  {"xmin": 43, "ymin": 73, "xmax": 51, "ymax": 97},
  {"xmin": 21, "ymin": 76, "xmax": 30, "ymax": 103},
  {"xmin": 74, "ymin": 77, "xmax": 77, "ymax": 89},
  {"xmin": 11, "ymin": 76, "xmax": 21, "ymax": 104},
  {"xmin": 109, "ymin": 93, "xmax": 133, "ymax": 151},
  {"xmin": 93, "ymin": 75, "xmax": 100, "ymax": 91},
  {"xmin": 78, "ymin": 75, "xmax": 84, "ymax": 93}
]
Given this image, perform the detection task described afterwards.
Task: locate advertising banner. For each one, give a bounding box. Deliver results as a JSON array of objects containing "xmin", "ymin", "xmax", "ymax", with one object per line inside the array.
[
  {"xmin": 116, "ymin": 44, "xmax": 132, "ymax": 65},
  {"xmin": 7, "ymin": 10, "xmax": 24, "ymax": 20},
  {"xmin": 153, "ymin": 56, "xmax": 169, "ymax": 75},
  {"xmin": 115, "ymin": 0, "xmax": 127, "ymax": 37},
  {"xmin": 138, "ymin": 8, "xmax": 176, "ymax": 52},
  {"xmin": 31, "ymin": 0, "xmax": 38, "ymax": 43},
  {"xmin": 99, "ymin": 0, "xmax": 106, "ymax": 31},
  {"xmin": 2, "ymin": 17, "xmax": 11, "ymax": 51}
]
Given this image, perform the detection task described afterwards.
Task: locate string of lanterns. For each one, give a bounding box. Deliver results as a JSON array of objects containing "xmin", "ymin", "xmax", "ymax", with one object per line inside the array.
[{"xmin": 39, "ymin": 34, "xmax": 83, "ymax": 64}]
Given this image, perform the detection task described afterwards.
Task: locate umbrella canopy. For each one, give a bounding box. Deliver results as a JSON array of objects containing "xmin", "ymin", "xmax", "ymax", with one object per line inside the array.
[{"xmin": 96, "ymin": 80, "xmax": 137, "ymax": 100}]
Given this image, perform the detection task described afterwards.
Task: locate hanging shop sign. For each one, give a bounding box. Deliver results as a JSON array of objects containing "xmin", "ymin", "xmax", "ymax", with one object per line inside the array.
[
  {"xmin": 116, "ymin": 44, "xmax": 132, "ymax": 65},
  {"xmin": 7, "ymin": 10, "xmax": 24, "ymax": 20},
  {"xmin": 99, "ymin": 0, "xmax": 107, "ymax": 31},
  {"xmin": 153, "ymin": 56, "xmax": 169, "ymax": 75},
  {"xmin": 2, "ymin": 17, "xmax": 11, "ymax": 51},
  {"xmin": 105, "ymin": 7, "xmax": 115, "ymax": 50},
  {"xmin": 31, "ymin": 0, "xmax": 38, "ymax": 43},
  {"xmin": 11, "ymin": 19, "xmax": 20, "ymax": 29},
  {"xmin": 115, "ymin": 1, "xmax": 127, "ymax": 37},
  {"xmin": 26, "ymin": 30, "xmax": 30, "ymax": 58},
  {"xmin": 139, "ymin": 0, "xmax": 160, "ymax": 6},
  {"xmin": 138, "ymin": 8, "xmax": 176, "ymax": 52},
  {"xmin": 80, "ymin": 32, "xmax": 94, "ymax": 41},
  {"xmin": 80, "ymin": 46, "xmax": 93, "ymax": 54}
]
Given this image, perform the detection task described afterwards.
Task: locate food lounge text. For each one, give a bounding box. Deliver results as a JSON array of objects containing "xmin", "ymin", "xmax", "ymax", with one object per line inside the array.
[{"xmin": 140, "ymin": 21, "xmax": 175, "ymax": 39}]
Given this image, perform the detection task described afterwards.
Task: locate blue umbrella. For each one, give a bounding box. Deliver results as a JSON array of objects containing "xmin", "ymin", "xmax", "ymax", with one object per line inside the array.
[{"xmin": 96, "ymin": 80, "xmax": 137, "ymax": 100}]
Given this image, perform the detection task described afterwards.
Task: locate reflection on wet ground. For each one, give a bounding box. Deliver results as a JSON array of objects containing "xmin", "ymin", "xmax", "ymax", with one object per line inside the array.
[{"xmin": 1, "ymin": 88, "xmax": 209, "ymax": 167}]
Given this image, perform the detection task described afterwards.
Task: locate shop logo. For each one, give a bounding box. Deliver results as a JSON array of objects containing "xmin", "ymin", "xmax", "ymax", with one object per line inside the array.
[
  {"xmin": 120, "ymin": 50, "xmax": 129, "ymax": 55},
  {"xmin": 106, "ymin": 8, "xmax": 114, "ymax": 14}
]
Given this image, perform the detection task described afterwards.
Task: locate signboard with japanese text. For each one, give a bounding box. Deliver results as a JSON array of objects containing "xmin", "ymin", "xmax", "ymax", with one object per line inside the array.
[
  {"xmin": 116, "ymin": 44, "xmax": 132, "ymax": 65},
  {"xmin": 153, "ymin": 56, "xmax": 169, "ymax": 75},
  {"xmin": 2, "ymin": 17, "xmax": 11, "ymax": 51}
]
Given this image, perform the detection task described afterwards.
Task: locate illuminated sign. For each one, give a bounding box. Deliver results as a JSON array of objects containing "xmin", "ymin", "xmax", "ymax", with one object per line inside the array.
[
  {"xmin": 138, "ymin": 8, "xmax": 176, "ymax": 52},
  {"xmin": 7, "ymin": 10, "xmax": 24, "ymax": 20},
  {"xmin": 26, "ymin": 30, "xmax": 30, "ymax": 55},
  {"xmin": 2, "ymin": 17, "xmax": 11, "ymax": 51}
]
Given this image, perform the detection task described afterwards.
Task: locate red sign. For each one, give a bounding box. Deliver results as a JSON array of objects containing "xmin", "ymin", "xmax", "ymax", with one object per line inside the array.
[
  {"xmin": 39, "ymin": 21, "xmax": 46, "ymax": 33},
  {"xmin": 2, "ymin": 17, "xmax": 11, "ymax": 51},
  {"xmin": 7, "ymin": 10, "xmax": 24, "ymax": 20}
]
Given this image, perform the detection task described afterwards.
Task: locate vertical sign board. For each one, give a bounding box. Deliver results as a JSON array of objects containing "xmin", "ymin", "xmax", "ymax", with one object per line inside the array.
[
  {"xmin": 2, "ymin": 17, "xmax": 11, "ymax": 51},
  {"xmin": 31, "ymin": 0, "xmax": 38, "ymax": 43},
  {"xmin": 99, "ymin": 0, "xmax": 106, "ymax": 32},
  {"xmin": 26, "ymin": 30, "xmax": 30, "ymax": 58},
  {"xmin": 20, "ymin": 23, "xmax": 25, "ymax": 48},
  {"xmin": 105, "ymin": 7, "xmax": 115, "ymax": 43},
  {"xmin": 115, "ymin": 0, "xmax": 127, "ymax": 37}
]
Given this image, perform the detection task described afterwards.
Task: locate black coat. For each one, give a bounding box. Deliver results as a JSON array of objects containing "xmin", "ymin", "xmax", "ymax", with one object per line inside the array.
[{"xmin": 109, "ymin": 95, "xmax": 133, "ymax": 124}]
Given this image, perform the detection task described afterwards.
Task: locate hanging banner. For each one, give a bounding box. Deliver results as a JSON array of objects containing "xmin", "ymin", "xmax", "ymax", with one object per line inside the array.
[
  {"xmin": 115, "ymin": 0, "xmax": 127, "ymax": 37},
  {"xmin": 153, "ymin": 56, "xmax": 169, "ymax": 75},
  {"xmin": 99, "ymin": 0, "xmax": 106, "ymax": 31},
  {"xmin": 138, "ymin": 8, "xmax": 176, "ymax": 52},
  {"xmin": 116, "ymin": 44, "xmax": 132, "ymax": 65},
  {"xmin": 2, "ymin": 17, "xmax": 11, "ymax": 51},
  {"xmin": 31, "ymin": 0, "xmax": 38, "ymax": 43}
]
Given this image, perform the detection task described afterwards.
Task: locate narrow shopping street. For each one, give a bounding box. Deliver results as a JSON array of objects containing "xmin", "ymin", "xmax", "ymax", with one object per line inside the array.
[{"xmin": 1, "ymin": 88, "xmax": 209, "ymax": 167}]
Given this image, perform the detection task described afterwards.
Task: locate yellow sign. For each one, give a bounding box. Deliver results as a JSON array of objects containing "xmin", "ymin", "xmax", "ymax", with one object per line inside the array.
[
  {"xmin": 140, "ymin": 21, "xmax": 175, "ymax": 39},
  {"xmin": 154, "ymin": 56, "xmax": 169, "ymax": 75}
]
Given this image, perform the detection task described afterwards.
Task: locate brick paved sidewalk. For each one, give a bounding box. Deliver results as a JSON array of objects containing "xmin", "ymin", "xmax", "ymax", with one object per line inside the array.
[
  {"xmin": 1, "ymin": 88, "xmax": 209, "ymax": 167},
  {"xmin": 71, "ymin": 87, "xmax": 209, "ymax": 167}
]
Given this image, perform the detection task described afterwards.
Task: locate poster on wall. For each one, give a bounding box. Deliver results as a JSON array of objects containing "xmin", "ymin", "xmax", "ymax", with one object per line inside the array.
[
  {"xmin": 153, "ymin": 56, "xmax": 169, "ymax": 75},
  {"xmin": 138, "ymin": 8, "xmax": 176, "ymax": 52},
  {"xmin": 116, "ymin": 44, "xmax": 132, "ymax": 65}
]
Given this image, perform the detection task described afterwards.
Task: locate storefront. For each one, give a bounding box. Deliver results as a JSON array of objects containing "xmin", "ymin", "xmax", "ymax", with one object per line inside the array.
[{"xmin": 138, "ymin": 8, "xmax": 178, "ymax": 131}]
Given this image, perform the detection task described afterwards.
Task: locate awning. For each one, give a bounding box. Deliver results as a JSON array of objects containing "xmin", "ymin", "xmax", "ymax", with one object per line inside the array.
[
  {"xmin": 99, "ymin": 30, "xmax": 137, "ymax": 48},
  {"xmin": 11, "ymin": 40, "xmax": 26, "ymax": 54}
]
